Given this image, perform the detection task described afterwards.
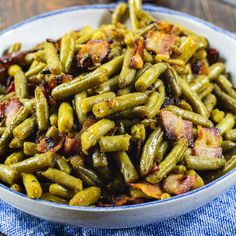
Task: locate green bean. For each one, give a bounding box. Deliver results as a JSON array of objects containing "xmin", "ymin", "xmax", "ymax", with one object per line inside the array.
[
  {"xmin": 215, "ymin": 74, "xmax": 236, "ymax": 98},
  {"xmin": 167, "ymin": 105, "xmax": 213, "ymax": 127},
  {"xmin": 92, "ymin": 150, "xmax": 108, "ymax": 168},
  {"xmin": 184, "ymin": 64, "xmax": 194, "ymax": 83},
  {"xmin": 146, "ymin": 139, "xmax": 188, "ymax": 184},
  {"xmin": 51, "ymin": 68, "xmax": 108, "ymax": 99},
  {"xmin": 10, "ymin": 152, "xmax": 56, "ymax": 173},
  {"xmin": 45, "ymin": 42, "xmax": 63, "ymax": 75},
  {"xmin": 49, "ymin": 183, "xmax": 74, "ymax": 199},
  {"xmin": 8, "ymin": 42, "xmax": 21, "ymax": 53},
  {"xmin": 35, "ymin": 86, "xmax": 49, "ymax": 131},
  {"xmin": 69, "ymin": 187, "xmax": 100, "ymax": 206},
  {"xmin": 198, "ymin": 83, "xmax": 214, "ymax": 100},
  {"xmin": 10, "ymin": 183, "xmax": 22, "ymax": 192},
  {"xmin": 213, "ymin": 84, "xmax": 236, "ymax": 113},
  {"xmin": 58, "ymin": 102, "xmax": 74, "ymax": 133},
  {"xmin": 137, "ymin": 22, "xmax": 157, "ymax": 36},
  {"xmin": 23, "ymin": 142, "xmax": 37, "ymax": 156},
  {"xmin": 179, "ymin": 100, "xmax": 193, "ymax": 111},
  {"xmin": 81, "ymin": 119, "xmax": 115, "ymax": 154},
  {"xmin": 177, "ymin": 37, "xmax": 199, "ymax": 63},
  {"xmin": 208, "ymin": 63, "xmax": 225, "ymax": 81},
  {"xmin": 131, "ymin": 123, "xmax": 146, "ymax": 141},
  {"xmin": 41, "ymin": 192, "xmax": 68, "ymax": 204},
  {"xmin": 114, "ymin": 151, "xmax": 139, "ymax": 183},
  {"xmin": 136, "ymin": 9, "xmax": 155, "ymax": 23},
  {"xmin": 99, "ymin": 134, "xmax": 131, "ymax": 152},
  {"xmin": 34, "ymin": 50, "xmax": 46, "ymax": 63},
  {"xmin": 93, "ymin": 92, "xmax": 148, "ymax": 118},
  {"xmin": 203, "ymin": 94, "xmax": 217, "ymax": 114},
  {"xmin": 0, "ymin": 127, "xmax": 6, "ymax": 136},
  {"xmin": 0, "ymin": 92, "xmax": 16, "ymax": 103},
  {"xmin": 60, "ymin": 33, "xmax": 75, "ymax": 73},
  {"xmin": 216, "ymin": 113, "xmax": 235, "ymax": 135},
  {"xmin": 5, "ymin": 151, "xmax": 24, "ymax": 165},
  {"xmin": 190, "ymin": 75, "xmax": 209, "ymax": 92},
  {"xmin": 112, "ymin": 3, "xmax": 127, "ymax": 24},
  {"xmin": 74, "ymin": 92, "xmax": 87, "ymax": 127},
  {"xmin": 81, "ymin": 92, "xmax": 115, "ymax": 115},
  {"xmin": 70, "ymin": 155, "xmax": 84, "ymax": 169},
  {"xmin": 119, "ymin": 47, "xmax": 136, "ymax": 88},
  {"xmin": 75, "ymin": 30, "xmax": 95, "ymax": 45},
  {"xmin": 179, "ymin": 78, "xmax": 209, "ymax": 117},
  {"xmin": 9, "ymin": 138, "xmax": 23, "ymax": 149},
  {"xmin": 117, "ymin": 87, "xmax": 132, "ymax": 96},
  {"xmin": 28, "ymin": 73, "xmax": 44, "ymax": 84},
  {"xmin": 221, "ymin": 141, "xmax": 236, "ymax": 152},
  {"xmin": 155, "ymin": 141, "xmax": 169, "ymax": 163},
  {"xmin": 143, "ymin": 49, "xmax": 154, "ymax": 63},
  {"xmin": 140, "ymin": 127, "xmax": 163, "ymax": 176},
  {"xmin": 184, "ymin": 155, "xmax": 226, "ymax": 170},
  {"xmin": 42, "ymin": 168, "xmax": 83, "ymax": 191},
  {"xmin": 129, "ymin": 0, "xmax": 139, "ymax": 30},
  {"xmin": 161, "ymin": 193, "xmax": 171, "ymax": 200},
  {"xmin": 56, "ymin": 156, "xmax": 71, "ymax": 174},
  {"xmin": 211, "ymin": 109, "xmax": 225, "ymax": 123},
  {"xmin": 49, "ymin": 113, "xmax": 58, "ymax": 127},
  {"xmin": 8, "ymin": 65, "xmax": 28, "ymax": 98},
  {"xmin": 13, "ymin": 115, "xmax": 36, "ymax": 140},
  {"xmin": 165, "ymin": 65, "xmax": 182, "ymax": 98},
  {"xmin": 0, "ymin": 164, "xmax": 19, "ymax": 185},
  {"xmin": 22, "ymin": 173, "xmax": 42, "ymax": 199},
  {"xmin": 129, "ymin": 187, "xmax": 150, "ymax": 199},
  {"xmin": 94, "ymin": 75, "xmax": 119, "ymax": 94},
  {"xmin": 25, "ymin": 62, "xmax": 46, "ymax": 77},
  {"xmin": 224, "ymin": 129, "xmax": 236, "ymax": 142},
  {"xmin": 76, "ymin": 169, "xmax": 96, "ymax": 187},
  {"xmin": 46, "ymin": 126, "xmax": 59, "ymax": 140},
  {"xmin": 135, "ymin": 63, "xmax": 167, "ymax": 92}
]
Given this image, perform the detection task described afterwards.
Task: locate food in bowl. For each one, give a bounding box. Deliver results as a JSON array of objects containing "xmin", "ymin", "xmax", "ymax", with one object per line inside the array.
[{"xmin": 0, "ymin": 0, "xmax": 235, "ymax": 207}]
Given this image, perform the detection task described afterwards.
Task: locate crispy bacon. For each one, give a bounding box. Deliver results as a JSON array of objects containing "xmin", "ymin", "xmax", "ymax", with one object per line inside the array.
[
  {"xmin": 64, "ymin": 136, "xmax": 82, "ymax": 155},
  {"xmin": 191, "ymin": 60, "xmax": 209, "ymax": 75},
  {"xmin": 159, "ymin": 110, "xmax": 193, "ymax": 146},
  {"xmin": 114, "ymin": 196, "xmax": 145, "ymax": 206},
  {"xmin": 162, "ymin": 174, "xmax": 196, "ymax": 195},
  {"xmin": 156, "ymin": 21, "xmax": 180, "ymax": 35},
  {"xmin": 207, "ymin": 48, "xmax": 220, "ymax": 65},
  {"xmin": 130, "ymin": 39, "xmax": 144, "ymax": 69},
  {"xmin": 47, "ymin": 74, "xmax": 73, "ymax": 89},
  {"xmin": 193, "ymin": 126, "xmax": 222, "ymax": 158},
  {"xmin": 77, "ymin": 40, "xmax": 111, "ymax": 69},
  {"xmin": 130, "ymin": 182, "xmax": 163, "ymax": 199},
  {"xmin": 145, "ymin": 31, "xmax": 178, "ymax": 55},
  {"xmin": 37, "ymin": 134, "xmax": 65, "ymax": 153}
]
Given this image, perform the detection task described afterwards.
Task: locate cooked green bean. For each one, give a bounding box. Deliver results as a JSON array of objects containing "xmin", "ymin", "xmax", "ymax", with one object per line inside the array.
[
  {"xmin": 131, "ymin": 123, "xmax": 146, "ymax": 141},
  {"xmin": 129, "ymin": 0, "xmax": 140, "ymax": 30},
  {"xmin": 92, "ymin": 150, "xmax": 108, "ymax": 168},
  {"xmin": 146, "ymin": 139, "xmax": 188, "ymax": 184},
  {"xmin": 22, "ymin": 173, "xmax": 42, "ymax": 199},
  {"xmin": 215, "ymin": 75, "xmax": 236, "ymax": 99},
  {"xmin": 190, "ymin": 75, "xmax": 209, "ymax": 92},
  {"xmin": 5, "ymin": 151, "xmax": 24, "ymax": 165},
  {"xmin": 93, "ymin": 92, "xmax": 148, "ymax": 118},
  {"xmin": 9, "ymin": 138, "xmax": 23, "ymax": 149},
  {"xmin": 224, "ymin": 129, "xmax": 236, "ymax": 142},
  {"xmin": 42, "ymin": 168, "xmax": 83, "ymax": 191},
  {"xmin": 198, "ymin": 83, "xmax": 214, "ymax": 100},
  {"xmin": 69, "ymin": 187, "xmax": 100, "ymax": 206},
  {"xmin": 155, "ymin": 141, "xmax": 169, "ymax": 163},
  {"xmin": 216, "ymin": 113, "xmax": 235, "ymax": 135},
  {"xmin": 221, "ymin": 141, "xmax": 236, "ymax": 152},
  {"xmin": 99, "ymin": 134, "xmax": 131, "ymax": 152},
  {"xmin": 94, "ymin": 75, "xmax": 119, "ymax": 94},
  {"xmin": 23, "ymin": 142, "xmax": 37, "ymax": 156},
  {"xmin": 49, "ymin": 183, "xmax": 74, "ymax": 199},
  {"xmin": 211, "ymin": 109, "xmax": 225, "ymax": 123},
  {"xmin": 25, "ymin": 62, "xmax": 46, "ymax": 77},
  {"xmin": 56, "ymin": 156, "xmax": 71, "ymax": 174},
  {"xmin": 0, "ymin": 164, "xmax": 19, "ymax": 185},
  {"xmin": 35, "ymin": 86, "xmax": 49, "ymax": 131},
  {"xmin": 74, "ymin": 92, "xmax": 87, "ymax": 127},
  {"xmin": 114, "ymin": 151, "xmax": 139, "ymax": 183},
  {"xmin": 208, "ymin": 63, "xmax": 225, "ymax": 81},
  {"xmin": 41, "ymin": 192, "xmax": 68, "ymax": 204},
  {"xmin": 49, "ymin": 113, "xmax": 58, "ymax": 127},
  {"xmin": 45, "ymin": 42, "xmax": 63, "ymax": 75},
  {"xmin": 140, "ymin": 127, "xmax": 163, "ymax": 176},
  {"xmin": 58, "ymin": 102, "xmax": 74, "ymax": 133},
  {"xmin": 8, "ymin": 42, "xmax": 21, "ymax": 53},
  {"xmin": 10, "ymin": 183, "xmax": 22, "ymax": 192},
  {"xmin": 203, "ymin": 94, "xmax": 217, "ymax": 114},
  {"xmin": 10, "ymin": 152, "xmax": 56, "ymax": 173},
  {"xmin": 135, "ymin": 63, "xmax": 167, "ymax": 92},
  {"xmin": 112, "ymin": 3, "xmax": 127, "ymax": 24}
]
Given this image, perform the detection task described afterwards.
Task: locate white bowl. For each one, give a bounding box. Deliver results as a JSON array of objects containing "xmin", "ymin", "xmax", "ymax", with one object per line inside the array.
[{"xmin": 0, "ymin": 4, "xmax": 235, "ymax": 229}]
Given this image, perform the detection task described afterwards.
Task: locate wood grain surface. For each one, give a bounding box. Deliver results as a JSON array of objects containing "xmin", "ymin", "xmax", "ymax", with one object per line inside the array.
[{"xmin": 0, "ymin": 0, "xmax": 235, "ymax": 32}]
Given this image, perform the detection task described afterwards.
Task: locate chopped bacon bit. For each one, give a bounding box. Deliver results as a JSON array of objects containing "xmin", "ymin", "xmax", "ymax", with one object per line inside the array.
[
  {"xmin": 40, "ymin": 82, "xmax": 57, "ymax": 107},
  {"xmin": 156, "ymin": 21, "xmax": 180, "ymax": 35},
  {"xmin": 193, "ymin": 126, "xmax": 222, "ymax": 158},
  {"xmin": 6, "ymin": 81, "xmax": 15, "ymax": 93},
  {"xmin": 145, "ymin": 31, "xmax": 178, "ymax": 55},
  {"xmin": 114, "ymin": 196, "xmax": 145, "ymax": 206},
  {"xmin": 37, "ymin": 134, "xmax": 65, "ymax": 153},
  {"xmin": 207, "ymin": 48, "xmax": 220, "ymax": 65},
  {"xmin": 163, "ymin": 174, "xmax": 196, "ymax": 195},
  {"xmin": 48, "ymin": 74, "xmax": 73, "ymax": 89},
  {"xmin": 77, "ymin": 40, "xmax": 111, "ymax": 69},
  {"xmin": 159, "ymin": 110, "xmax": 193, "ymax": 146},
  {"xmin": 64, "ymin": 136, "xmax": 82, "ymax": 155},
  {"xmin": 82, "ymin": 117, "xmax": 96, "ymax": 130},
  {"xmin": 191, "ymin": 60, "xmax": 209, "ymax": 75},
  {"xmin": 130, "ymin": 39, "xmax": 144, "ymax": 69},
  {"xmin": 0, "ymin": 51, "xmax": 27, "ymax": 65},
  {"xmin": 130, "ymin": 182, "xmax": 163, "ymax": 199}
]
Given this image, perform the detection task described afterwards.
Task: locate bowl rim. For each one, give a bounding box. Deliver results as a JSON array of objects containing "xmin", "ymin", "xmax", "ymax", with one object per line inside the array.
[{"xmin": 0, "ymin": 3, "xmax": 235, "ymax": 212}]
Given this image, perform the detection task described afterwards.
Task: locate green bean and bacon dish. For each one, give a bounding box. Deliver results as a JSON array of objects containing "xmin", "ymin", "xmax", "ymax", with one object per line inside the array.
[{"xmin": 0, "ymin": 0, "xmax": 235, "ymax": 207}]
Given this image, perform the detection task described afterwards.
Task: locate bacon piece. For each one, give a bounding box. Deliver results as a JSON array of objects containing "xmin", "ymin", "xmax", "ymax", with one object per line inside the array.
[
  {"xmin": 162, "ymin": 174, "xmax": 196, "ymax": 195},
  {"xmin": 130, "ymin": 182, "xmax": 163, "ymax": 199},
  {"xmin": 159, "ymin": 110, "xmax": 193, "ymax": 146},
  {"xmin": 77, "ymin": 40, "xmax": 111, "ymax": 69},
  {"xmin": 130, "ymin": 39, "xmax": 144, "ymax": 69},
  {"xmin": 191, "ymin": 60, "xmax": 209, "ymax": 75},
  {"xmin": 0, "ymin": 51, "xmax": 28, "ymax": 66},
  {"xmin": 145, "ymin": 31, "xmax": 178, "ymax": 55},
  {"xmin": 37, "ymin": 134, "xmax": 65, "ymax": 153},
  {"xmin": 156, "ymin": 21, "xmax": 180, "ymax": 35},
  {"xmin": 64, "ymin": 136, "xmax": 82, "ymax": 155},
  {"xmin": 48, "ymin": 74, "xmax": 73, "ymax": 89},
  {"xmin": 207, "ymin": 48, "xmax": 220, "ymax": 65},
  {"xmin": 193, "ymin": 126, "xmax": 222, "ymax": 158},
  {"xmin": 114, "ymin": 196, "xmax": 145, "ymax": 206}
]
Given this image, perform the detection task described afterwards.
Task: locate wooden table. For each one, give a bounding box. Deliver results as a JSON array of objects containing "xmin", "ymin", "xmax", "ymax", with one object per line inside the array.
[{"xmin": 0, "ymin": 0, "xmax": 235, "ymax": 32}]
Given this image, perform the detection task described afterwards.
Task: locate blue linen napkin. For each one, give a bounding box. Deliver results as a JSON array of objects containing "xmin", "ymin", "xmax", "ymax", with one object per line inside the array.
[{"xmin": 0, "ymin": 185, "xmax": 235, "ymax": 236}]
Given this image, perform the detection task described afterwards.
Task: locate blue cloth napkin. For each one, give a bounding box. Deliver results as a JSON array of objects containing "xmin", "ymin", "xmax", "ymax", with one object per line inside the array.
[{"xmin": 0, "ymin": 186, "xmax": 235, "ymax": 236}]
